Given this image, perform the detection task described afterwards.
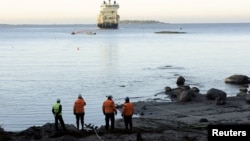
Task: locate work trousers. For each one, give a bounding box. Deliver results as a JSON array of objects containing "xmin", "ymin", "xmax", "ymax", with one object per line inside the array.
[
  {"xmin": 75, "ymin": 113, "xmax": 85, "ymax": 130},
  {"xmin": 105, "ymin": 113, "xmax": 115, "ymax": 130},
  {"xmin": 54, "ymin": 115, "xmax": 66, "ymax": 131},
  {"xmin": 124, "ymin": 115, "xmax": 133, "ymax": 130}
]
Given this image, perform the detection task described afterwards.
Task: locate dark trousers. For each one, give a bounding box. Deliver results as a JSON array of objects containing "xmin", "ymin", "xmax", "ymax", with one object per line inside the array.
[
  {"xmin": 124, "ymin": 115, "xmax": 133, "ymax": 130},
  {"xmin": 55, "ymin": 115, "xmax": 66, "ymax": 131},
  {"xmin": 105, "ymin": 113, "xmax": 115, "ymax": 130},
  {"xmin": 75, "ymin": 113, "xmax": 85, "ymax": 130}
]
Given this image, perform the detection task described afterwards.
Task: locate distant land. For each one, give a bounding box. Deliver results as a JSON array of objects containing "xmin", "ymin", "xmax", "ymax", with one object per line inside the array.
[{"xmin": 119, "ymin": 20, "xmax": 166, "ymax": 24}]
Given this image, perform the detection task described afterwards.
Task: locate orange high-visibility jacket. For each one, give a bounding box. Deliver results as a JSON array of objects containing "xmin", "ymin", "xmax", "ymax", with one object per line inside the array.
[
  {"xmin": 102, "ymin": 99, "xmax": 116, "ymax": 114},
  {"xmin": 122, "ymin": 102, "xmax": 134, "ymax": 116},
  {"xmin": 73, "ymin": 98, "xmax": 86, "ymax": 113}
]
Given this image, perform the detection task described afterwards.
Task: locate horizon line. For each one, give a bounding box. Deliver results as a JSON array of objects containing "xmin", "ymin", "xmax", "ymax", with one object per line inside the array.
[{"xmin": 1, "ymin": 22, "xmax": 250, "ymax": 26}]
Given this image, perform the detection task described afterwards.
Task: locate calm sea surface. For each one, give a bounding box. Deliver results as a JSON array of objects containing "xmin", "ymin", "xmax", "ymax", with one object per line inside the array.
[{"xmin": 0, "ymin": 23, "xmax": 250, "ymax": 131}]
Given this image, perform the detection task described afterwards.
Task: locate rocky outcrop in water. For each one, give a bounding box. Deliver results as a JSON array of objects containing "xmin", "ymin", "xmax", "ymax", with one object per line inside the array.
[{"xmin": 225, "ymin": 74, "xmax": 250, "ymax": 84}]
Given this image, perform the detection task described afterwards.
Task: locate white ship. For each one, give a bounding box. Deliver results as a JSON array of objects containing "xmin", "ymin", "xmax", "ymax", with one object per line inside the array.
[{"xmin": 97, "ymin": 0, "xmax": 120, "ymax": 29}]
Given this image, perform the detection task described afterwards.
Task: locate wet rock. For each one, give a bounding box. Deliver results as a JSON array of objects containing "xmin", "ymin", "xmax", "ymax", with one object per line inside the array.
[
  {"xmin": 178, "ymin": 90, "xmax": 193, "ymax": 102},
  {"xmin": 191, "ymin": 87, "xmax": 200, "ymax": 93},
  {"xmin": 245, "ymin": 94, "xmax": 250, "ymax": 104},
  {"xmin": 206, "ymin": 88, "xmax": 227, "ymax": 101},
  {"xmin": 225, "ymin": 74, "xmax": 249, "ymax": 84},
  {"xmin": 239, "ymin": 87, "xmax": 248, "ymax": 92},
  {"xmin": 164, "ymin": 86, "xmax": 172, "ymax": 93},
  {"xmin": 199, "ymin": 118, "xmax": 208, "ymax": 123},
  {"xmin": 176, "ymin": 76, "xmax": 185, "ymax": 86},
  {"xmin": 237, "ymin": 87, "xmax": 248, "ymax": 98},
  {"xmin": 237, "ymin": 91, "xmax": 247, "ymax": 98}
]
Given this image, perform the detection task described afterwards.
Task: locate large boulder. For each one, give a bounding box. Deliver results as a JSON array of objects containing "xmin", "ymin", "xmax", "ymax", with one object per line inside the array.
[
  {"xmin": 165, "ymin": 84, "xmax": 200, "ymax": 102},
  {"xmin": 178, "ymin": 90, "xmax": 195, "ymax": 102},
  {"xmin": 206, "ymin": 88, "xmax": 227, "ymax": 100},
  {"xmin": 225, "ymin": 75, "xmax": 250, "ymax": 84},
  {"xmin": 173, "ymin": 85, "xmax": 190, "ymax": 98}
]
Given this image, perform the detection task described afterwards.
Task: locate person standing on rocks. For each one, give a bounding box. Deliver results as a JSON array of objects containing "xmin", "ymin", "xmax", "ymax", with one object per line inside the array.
[
  {"xmin": 102, "ymin": 95, "xmax": 117, "ymax": 131},
  {"xmin": 73, "ymin": 94, "xmax": 86, "ymax": 130},
  {"xmin": 52, "ymin": 98, "xmax": 66, "ymax": 131},
  {"xmin": 122, "ymin": 97, "xmax": 134, "ymax": 132}
]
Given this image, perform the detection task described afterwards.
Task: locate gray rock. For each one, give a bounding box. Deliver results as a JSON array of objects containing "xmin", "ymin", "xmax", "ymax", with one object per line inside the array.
[
  {"xmin": 178, "ymin": 90, "xmax": 193, "ymax": 102},
  {"xmin": 206, "ymin": 88, "xmax": 227, "ymax": 100},
  {"xmin": 245, "ymin": 94, "xmax": 250, "ymax": 104},
  {"xmin": 225, "ymin": 75, "xmax": 249, "ymax": 84},
  {"xmin": 176, "ymin": 76, "xmax": 185, "ymax": 86}
]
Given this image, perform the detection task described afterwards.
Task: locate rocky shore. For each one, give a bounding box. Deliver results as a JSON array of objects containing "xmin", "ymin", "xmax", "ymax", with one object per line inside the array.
[
  {"xmin": 1, "ymin": 95, "xmax": 250, "ymax": 141},
  {"xmin": 1, "ymin": 75, "xmax": 250, "ymax": 141}
]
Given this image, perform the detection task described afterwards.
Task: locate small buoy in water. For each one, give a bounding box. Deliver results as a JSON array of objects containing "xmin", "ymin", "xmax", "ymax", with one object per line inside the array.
[{"xmin": 77, "ymin": 47, "xmax": 79, "ymax": 51}]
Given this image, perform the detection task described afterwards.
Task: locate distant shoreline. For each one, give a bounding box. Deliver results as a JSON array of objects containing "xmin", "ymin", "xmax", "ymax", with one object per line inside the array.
[
  {"xmin": 119, "ymin": 20, "xmax": 166, "ymax": 24},
  {"xmin": 1, "ymin": 23, "xmax": 250, "ymax": 26}
]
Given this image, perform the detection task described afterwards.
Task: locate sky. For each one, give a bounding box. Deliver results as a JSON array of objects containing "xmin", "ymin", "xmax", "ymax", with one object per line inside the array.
[{"xmin": 1, "ymin": 0, "xmax": 250, "ymax": 24}]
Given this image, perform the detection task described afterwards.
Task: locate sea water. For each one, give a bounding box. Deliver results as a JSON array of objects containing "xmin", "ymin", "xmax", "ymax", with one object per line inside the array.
[{"xmin": 0, "ymin": 23, "xmax": 250, "ymax": 131}]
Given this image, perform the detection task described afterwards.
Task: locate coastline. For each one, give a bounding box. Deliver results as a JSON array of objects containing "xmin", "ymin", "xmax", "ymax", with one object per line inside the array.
[
  {"xmin": 119, "ymin": 20, "xmax": 166, "ymax": 24},
  {"xmin": 1, "ymin": 93, "xmax": 250, "ymax": 141}
]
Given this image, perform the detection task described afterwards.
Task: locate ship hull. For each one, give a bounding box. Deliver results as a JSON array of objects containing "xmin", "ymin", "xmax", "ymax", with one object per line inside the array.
[{"xmin": 97, "ymin": 23, "xmax": 118, "ymax": 29}]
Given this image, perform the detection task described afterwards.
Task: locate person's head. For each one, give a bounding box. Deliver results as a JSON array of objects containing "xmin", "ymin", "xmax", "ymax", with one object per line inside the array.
[
  {"xmin": 107, "ymin": 95, "xmax": 113, "ymax": 100},
  {"xmin": 78, "ymin": 94, "xmax": 82, "ymax": 99},
  {"xmin": 57, "ymin": 98, "xmax": 61, "ymax": 103},
  {"xmin": 125, "ymin": 97, "xmax": 129, "ymax": 102}
]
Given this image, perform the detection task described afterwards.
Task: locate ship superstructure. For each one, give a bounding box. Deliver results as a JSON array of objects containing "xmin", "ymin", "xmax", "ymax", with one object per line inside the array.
[{"xmin": 97, "ymin": 0, "xmax": 120, "ymax": 29}]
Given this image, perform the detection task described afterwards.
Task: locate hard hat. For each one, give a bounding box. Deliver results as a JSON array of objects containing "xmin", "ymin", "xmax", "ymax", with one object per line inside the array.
[
  {"xmin": 107, "ymin": 95, "xmax": 113, "ymax": 99},
  {"xmin": 125, "ymin": 97, "xmax": 129, "ymax": 101}
]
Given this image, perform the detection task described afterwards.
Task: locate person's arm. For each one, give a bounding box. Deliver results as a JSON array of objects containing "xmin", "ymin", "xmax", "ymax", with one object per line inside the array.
[
  {"xmin": 58, "ymin": 105, "xmax": 62, "ymax": 115},
  {"xmin": 83, "ymin": 99, "xmax": 86, "ymax": 106},
  {"xmin": 121, "ymin": 104, "xmax": 125, "ymax": 116},
  {"xmin": 113, "ymin": 102, "xmax": 117, "ymax": 115},
  {"xmin": 102, "ymin": 102, "xmax": 106, "ymax": 115},
  {"xmin": 73, "ymin": 103, "xmax": 76, "ymax": 115},
  {"xmin": 132, "ymin": 103, "xmax": 135, "ymax": 116},
  {"xmin": 52, "ymin": 107, "xmax": 55, "ymax": 114}
]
